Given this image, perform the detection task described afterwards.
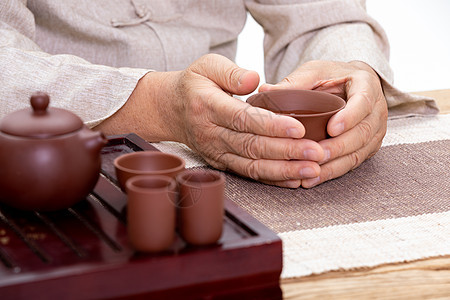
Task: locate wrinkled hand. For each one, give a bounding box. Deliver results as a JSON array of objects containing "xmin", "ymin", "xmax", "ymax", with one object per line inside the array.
[
  {"xmin": 165, "ymin": 54, "xmax": 328, "ymax": 187},
  {"xmin": 98, "ymin": 54, "xmax": 325, "ymax": 188},
  {"xmin": 260, "ymin": 60, "xmax": 388, "ymax": 188}
]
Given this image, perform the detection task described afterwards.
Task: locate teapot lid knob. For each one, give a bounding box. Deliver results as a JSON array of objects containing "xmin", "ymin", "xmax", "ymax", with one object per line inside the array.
[{"xmin": 31, "ymin": 92, "xmax": 50, "ymax": 114}]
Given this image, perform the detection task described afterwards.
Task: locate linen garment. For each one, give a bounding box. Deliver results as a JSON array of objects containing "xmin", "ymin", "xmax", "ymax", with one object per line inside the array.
[{"xmin": 0, "ymin": 0, "xmax": 438, "ymax": 128}]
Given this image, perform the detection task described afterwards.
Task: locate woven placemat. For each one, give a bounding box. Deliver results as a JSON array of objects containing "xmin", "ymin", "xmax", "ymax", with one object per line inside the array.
[{"xmin": 225, "ymin": 139, "xmax": 450, "ymax": 232}]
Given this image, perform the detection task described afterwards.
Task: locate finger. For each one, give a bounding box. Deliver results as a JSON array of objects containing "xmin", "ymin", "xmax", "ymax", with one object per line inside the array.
[
  {"xmin": 189, "ymin": 53, "xmax": 260, "ymax": 95},
  {"xmin": 209, "ymin": 126, "xmax": 324, "ymax": 161},
  {"xmin": 210, "ymin": 94, "xmax": 306, "ymax": 139},
  {"xmin": 320, "ymin": 96, "xmax": 387, "ymax": 164},
  {"xmin": 259, "ymin": 66, "xmax": 323, "ymax": 91},
  {"xmin": 302, "ymin": 131, "xmax": 384, "ymax": 188},
  {"xmin": 259, "ymin": 179, "xmax": 302, "ymax": 189},
  {"xmin": 327, "ymin": 70, "xmax": 381, "ymax": 137},
  {"xmin": 259, "ymin": 61, "xmax": 346, "ymax": 93},
  {"xmin": 205, "ymin": 153, "xmax": 321, "ymax": 182}
]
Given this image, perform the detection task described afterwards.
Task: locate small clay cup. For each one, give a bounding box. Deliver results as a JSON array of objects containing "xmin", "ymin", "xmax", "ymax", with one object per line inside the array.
[
  {"xmin": 114, "ymin": 151, "xmax": 185, "ymax": 191},
  {"xmin": 126, "ymin": 175, "xmax": 177, "ymax": 252},
  {"xmin": 176, "ymin": 170, "xmax": 225, "ymax": 246},
  {"xmin": 247, "ymin": 89, "xmax": 346, "ymax": 141}
]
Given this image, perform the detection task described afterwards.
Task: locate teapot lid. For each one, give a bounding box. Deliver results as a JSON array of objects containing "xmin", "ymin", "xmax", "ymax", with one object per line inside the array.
[{"xmin": 0, "ymin": 92, "xmax": 84, "ymax": 138}]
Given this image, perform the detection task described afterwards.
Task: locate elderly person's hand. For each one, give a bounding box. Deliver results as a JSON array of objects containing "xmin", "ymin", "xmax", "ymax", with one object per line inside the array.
[
  {"xmin": 260, "ymin": 60, "xmax": 388, "ymax": 188},
  {"xmin": 96, "ymin": 54, "xmax": 325, "ymax": 188}
]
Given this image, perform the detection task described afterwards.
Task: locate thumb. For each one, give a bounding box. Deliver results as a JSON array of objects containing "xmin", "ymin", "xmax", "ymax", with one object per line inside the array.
[
  {"xmin": 259, "ymin": 72, "xmax": 319, "ymax": 92},
  {"xmin": 259, "ymin": 62, "xmax": 329, "ymax": 92},
  {"xmin": 190, "ymin": 54, "xmax": 260, "ymax": 95}
]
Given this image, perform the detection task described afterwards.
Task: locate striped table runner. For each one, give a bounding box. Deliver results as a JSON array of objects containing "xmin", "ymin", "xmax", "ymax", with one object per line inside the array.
[{"xmin": 154, "ymin": 114, "xmax": 450, "ymax": 279}]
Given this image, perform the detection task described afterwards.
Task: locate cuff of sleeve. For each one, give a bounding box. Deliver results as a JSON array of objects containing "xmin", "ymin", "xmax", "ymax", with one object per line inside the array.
[
  {"xmin": 379, "ymin": 79, "xmax": 439, "ymax": 119},
  {"xmin": 299, "ymin": 22, "xmax": 439, "ymax": 118}
]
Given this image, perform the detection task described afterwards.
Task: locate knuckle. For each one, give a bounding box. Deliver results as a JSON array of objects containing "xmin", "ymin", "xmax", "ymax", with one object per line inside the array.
[
  {"xmin": 190, "ymin": 128, "xmax": 214, "ymax": 154},
  {"xmin": 216, "ymin": 127, "xmax": 238, "ymax": 152},
  {"xmin": 241, "ymin": 135, "xmax": 261, "ymax": 159},
  {"xmin": 243, "ymin": 160, "xmax": 260, "ymax": 181},
  {"xmin": 225, "ymin": 66, "xmax": 242, "ymax": 86},
  {"xmin": 188, "ymin": 53, "xmax": 221, "ymax": 76},
  {"xmin": 283, "ymin": 144, "xmax": 296, "ymax": 160},
  {"xmin": 280, "ymin": 164, "xmax": 296, "ymax": 180},
  {"xmin": 247, "ymin": 106, "xmax": 277, "ymax": 135},
  {"xmin": 367, "ymin": 131, "xmax": 384, "ymax": 160},
  {"xmin": 367, "ymin": 142, "xmax": 382, "ymax": 160},
  {"xmin": 349, "ymin": 151, "xmax": 364, "ymax": 169},
  {"xmin": 281, "ymin": 76, "xmax": 296, "ymax": 86},
  {"xmin": 359, "ymin": 89, "xmax": 373, "ymax": 108},
  {"xmin": 204, "ymin": 155, "xmax": 227, "ymax": 171},
  {"xmin": 332, "ymin": 138, "xmax": 346, "ymax": 158},
  {"xmin": 229, "ymin": 108, "xmax": 247, "ymax": 131},
  {"xmin": 320, "ymin": 164, "xmax": 334, "ymax": 182},
  {"xmin": 283, "ymin": 141, "xmax": 304, "ymax": 160},
  {"xmin": 197, "ymin": 53, "xmax": 218, "ymax": 66},
  {"xmin": 358, "ymin": 120, "xmax": 373, "ymax": 143}
]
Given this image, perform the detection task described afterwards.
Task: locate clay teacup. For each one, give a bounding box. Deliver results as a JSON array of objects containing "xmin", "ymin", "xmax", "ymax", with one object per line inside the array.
[
  {"xmin": 126, "ymin": 175, "xmax": 177, "ymax": 252},
  {"xmin": 114, "ymin": 151, "xmax": 185, "ymax": 191},
  {"xmin": 176, "ymin": 170, "xmax": 225, "ymax": 246},
  {"xmin": 247, "ymin": 89, "xmax": 346, "ymax": 141}
]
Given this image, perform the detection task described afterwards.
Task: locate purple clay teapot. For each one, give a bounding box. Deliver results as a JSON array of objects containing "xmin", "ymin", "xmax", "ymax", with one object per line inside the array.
[{"xmin": 0, "ymin": 92, "xmax": 107, "ymax": 211}]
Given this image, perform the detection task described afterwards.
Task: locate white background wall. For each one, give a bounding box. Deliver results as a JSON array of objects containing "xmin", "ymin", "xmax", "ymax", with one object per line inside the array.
[{"xmin": 236, "ymin": 0, "xmax": 450, "ymax": 94}]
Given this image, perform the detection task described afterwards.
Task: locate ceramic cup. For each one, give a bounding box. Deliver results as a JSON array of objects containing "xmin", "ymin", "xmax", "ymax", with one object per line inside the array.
[
  {"xmin": 247, "ymin": 89, "xmax": 346, "ymax": 141},
  {"xmin": 114, "ymin": 151, "xmax": 185, "ymax": 191},
  {"xmin": 176, "ymin": 170, "xmax": 225, "ymax": 246},
  {"xmin": 126, "ymin": 175, "xmax": 177, "ymax": 252}
]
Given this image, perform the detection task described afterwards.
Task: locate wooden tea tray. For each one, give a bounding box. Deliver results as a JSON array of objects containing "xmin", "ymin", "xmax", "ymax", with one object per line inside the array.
[{"xmin": 0, "ymin": 134, "xmax": 282, "ymax": 299}]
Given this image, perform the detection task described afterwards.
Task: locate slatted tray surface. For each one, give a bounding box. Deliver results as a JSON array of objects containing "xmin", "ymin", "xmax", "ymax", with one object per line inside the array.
[{"xmin": 0, "ymin": 134, "xmax": 282, "ymax": 299}]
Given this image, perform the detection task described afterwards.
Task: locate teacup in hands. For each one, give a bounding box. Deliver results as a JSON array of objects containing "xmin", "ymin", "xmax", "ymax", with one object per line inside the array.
[{"xmin": 247, "ymin": 89, "xmax": 346, "ymax": 141}]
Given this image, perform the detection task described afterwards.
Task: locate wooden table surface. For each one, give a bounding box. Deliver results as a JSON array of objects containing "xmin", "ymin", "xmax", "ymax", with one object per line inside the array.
[{"xmin": 280, "ymin": 89, "xmax": 450, "ymax": 299}]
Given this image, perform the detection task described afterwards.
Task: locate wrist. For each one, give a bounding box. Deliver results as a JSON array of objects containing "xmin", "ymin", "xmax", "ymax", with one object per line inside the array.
[
  {"xmin": 94, "ymin": 71, "xmax": 181, "ymax": 142},
  {"xmin": 142, "ymin": 70, "xmax": 186, "ymax": 143}
]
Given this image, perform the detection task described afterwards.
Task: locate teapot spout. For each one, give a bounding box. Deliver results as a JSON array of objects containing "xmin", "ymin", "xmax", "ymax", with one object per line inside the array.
[{"xmin": 80, "ymin": 128, "xmax": 107, "ymax": 155}]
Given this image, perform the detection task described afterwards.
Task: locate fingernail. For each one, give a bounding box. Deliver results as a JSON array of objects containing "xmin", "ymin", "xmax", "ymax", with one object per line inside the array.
[
  {"xmin": 287, "ymin": 127, "xmax": 303, "ymax": 138},
  {"xmin": 300, "ymin": 167, "xmax": 318, "ymax": 178},
  {"xmin": 303, "ymin": 149, "xmax": 319, "ymax": 161},
  {"xmin": 284, "ymin": 180, "xmax": 301, "ymax": 189},
  {"xmin": 331, "ymin": 122, "xmax": 345, "ymax": 136},
  {"xmin": 304, "ymin": 176, "xmax": 321, "ymax": 187}
]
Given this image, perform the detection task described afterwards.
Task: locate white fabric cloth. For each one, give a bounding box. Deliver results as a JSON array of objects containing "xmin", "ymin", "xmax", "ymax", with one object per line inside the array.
[
  {"xmin": 0, "ymin": 0, "xmax": 438, "ymax": 129},
  {"xmin": 280, "ymin": 209, "xmax": 450, "ymax": 278}
]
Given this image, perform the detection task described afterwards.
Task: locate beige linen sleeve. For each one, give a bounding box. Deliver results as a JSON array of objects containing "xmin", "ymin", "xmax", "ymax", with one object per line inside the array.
[
  {"xmin": 0, "ymin": 1, "xmax": 149, "ymax": 128},
  {"xmin": 245, "ymin": 0, "xmax": 438, "ymax": 118}
]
